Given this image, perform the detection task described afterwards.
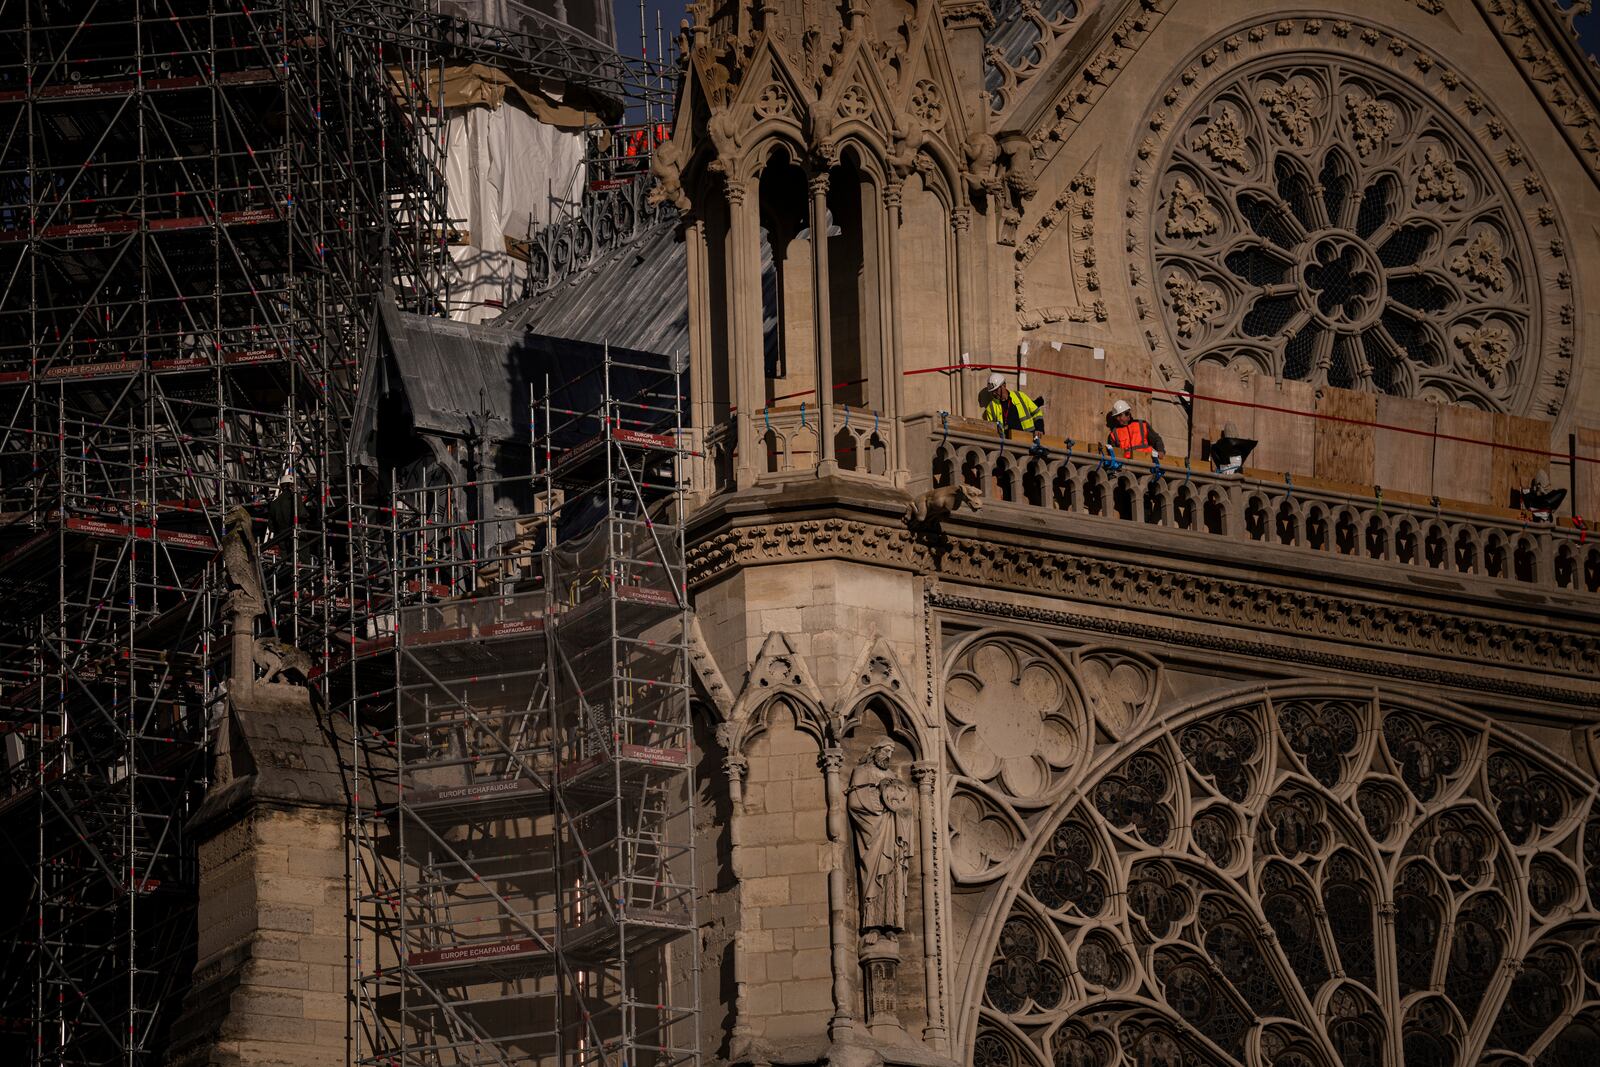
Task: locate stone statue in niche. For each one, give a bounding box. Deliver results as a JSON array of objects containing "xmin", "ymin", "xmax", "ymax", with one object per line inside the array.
[{"xmin": 847, "ymin": 740, "xmax": 915, "ymax": 945}]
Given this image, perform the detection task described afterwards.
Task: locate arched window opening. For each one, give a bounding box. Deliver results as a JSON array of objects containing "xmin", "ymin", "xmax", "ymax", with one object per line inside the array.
[
  {"xmin": 826, "ymin": 152, "xmax": 877, "ymax": 411},
  {"xmin": 758, "ymin": 151, "xmax": 813, "ymax": 410}
]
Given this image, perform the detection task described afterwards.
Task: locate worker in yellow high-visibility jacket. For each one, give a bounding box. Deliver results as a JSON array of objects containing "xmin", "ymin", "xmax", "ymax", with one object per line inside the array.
[{"xmin": 982, "ymin": 372, "xmax": 1048, "ymax": 456}]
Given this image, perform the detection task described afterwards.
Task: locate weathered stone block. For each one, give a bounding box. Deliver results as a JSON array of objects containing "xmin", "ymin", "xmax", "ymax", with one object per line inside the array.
[{"xmin": 780, "ymin": 977, "xmax": 833, "ymax": 1014}]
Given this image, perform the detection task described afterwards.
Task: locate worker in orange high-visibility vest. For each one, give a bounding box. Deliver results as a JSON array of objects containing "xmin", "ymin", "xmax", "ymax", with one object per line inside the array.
[{"xmin": 1106, "ymin": 398, "xmax": 1164, "ymax": 462}]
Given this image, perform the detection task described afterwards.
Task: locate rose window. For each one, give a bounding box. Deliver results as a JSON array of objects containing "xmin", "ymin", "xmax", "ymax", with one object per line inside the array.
[
  {"xmin": 945, "ymin": 638, "xmax": 1083, "ymax": 802},
  {"xmin": 967, "ymin": 688, "xmax": 1600, "ymax": 1067},
  {"xmin": 1147, "ymin": 55, "xmax": 1556, "ymax": 412}
]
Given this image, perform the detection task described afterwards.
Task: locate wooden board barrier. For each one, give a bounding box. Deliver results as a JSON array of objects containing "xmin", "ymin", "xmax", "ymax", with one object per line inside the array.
[
  {"xmin": 1374, "ymin": 395, "xmax": 1437, "ymax": 498},
  {"xmin": 1314, "ymin": 386, "xmax": 1377, "ymax": 487},
  {"xmin": 1491, "ymin": 413, "xmax": 1551, "ymax": 511},
  {"xmin": 1433, "ymin": 406, "xmax": 1496, "ymax": 506}
]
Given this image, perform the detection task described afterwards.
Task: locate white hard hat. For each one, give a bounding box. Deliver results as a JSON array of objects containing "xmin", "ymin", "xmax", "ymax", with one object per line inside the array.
[
  {"xmin": 986, "ymin": 372, "xmax": 1007, "ymax": 390},
  {"xmin": 1110, "ymin": 399, "xmax": 1132, "ymax": 417}
]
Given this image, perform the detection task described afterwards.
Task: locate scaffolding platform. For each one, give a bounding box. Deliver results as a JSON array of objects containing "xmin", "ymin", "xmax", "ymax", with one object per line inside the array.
[
  {"xmin": 406, "ymin": 936, "xmax": 557, "ymax": 984},
  {"xmin": 564, "ymin": 905, "xmax": 695, "ymax": 958},
  {"xmin": 348, "ymin": 348, "xmax": 700, "ymax": 1066},
  {"xmin": 402, "ymin": 777, "xmax": 552, "ymax": 825}
]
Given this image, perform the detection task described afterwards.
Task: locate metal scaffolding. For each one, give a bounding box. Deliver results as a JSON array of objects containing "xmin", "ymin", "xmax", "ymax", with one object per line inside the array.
[
  {"xmin": 345, "ymin": 348, "xmax": 700, "ymax": 1066},
  {"xmin": 0, "ymin": 1, "xmax": 677, "ymax": 1062},
  {"xmin": 0, "ymin": 1, "xmax": 449, "ymax": 1060}
]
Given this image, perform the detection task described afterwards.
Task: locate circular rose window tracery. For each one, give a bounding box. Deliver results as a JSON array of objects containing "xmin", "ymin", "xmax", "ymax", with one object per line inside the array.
[
  {"xmin": 961, "ymin": 685, "xmax": 1600, "ymax": 1067},
  {"xmin": 1132, "ymin": 21, "xmax": 1577, "ymax": 417}
]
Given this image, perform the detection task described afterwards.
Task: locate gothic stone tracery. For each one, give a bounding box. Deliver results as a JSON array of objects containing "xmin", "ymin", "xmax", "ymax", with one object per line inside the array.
[
  {"xmin": 943, "ymin": 634, "xmax": 1600, "ymax": 1067},
  {"xmin": 1129, "ymin": 17, "xmax": 1577, "ymax": 417}
]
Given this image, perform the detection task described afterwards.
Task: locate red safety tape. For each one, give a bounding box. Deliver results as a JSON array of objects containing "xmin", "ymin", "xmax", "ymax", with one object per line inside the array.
[{"xmin": 903, "ymin": 360, "xmax": 1600, "ymax": 466}]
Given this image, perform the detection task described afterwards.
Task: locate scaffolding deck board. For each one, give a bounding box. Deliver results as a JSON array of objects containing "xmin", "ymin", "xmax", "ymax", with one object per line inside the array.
[
  {"xmin": 406, "ymin": 936, "xmax": 555, "ymax": 984},
  {"xmin": 401, "ymin": 777, "xmax": 550, "ymax": 824}
]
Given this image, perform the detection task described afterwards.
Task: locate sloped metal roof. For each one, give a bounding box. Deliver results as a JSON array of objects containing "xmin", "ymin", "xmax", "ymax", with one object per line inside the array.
[{"xmin": 500, "ymin": 218, "xmax": 690, "ymax": 364}]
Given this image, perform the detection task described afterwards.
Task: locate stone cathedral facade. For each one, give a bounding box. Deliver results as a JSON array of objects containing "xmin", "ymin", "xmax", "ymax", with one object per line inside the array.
[{"xmin": 649, "ymin": 3, "xmax": 1600, "ymax": 1067}]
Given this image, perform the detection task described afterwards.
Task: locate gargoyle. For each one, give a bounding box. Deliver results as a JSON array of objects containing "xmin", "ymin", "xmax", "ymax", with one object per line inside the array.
[
  {"xmin": 647, "ymin": 131, "xmax": 692, "ymax": 211},
  {"xmin": 962, "ymin": 131, "xmax": 999, "ymax": 199},
  {"xmin": 253, "ymin": 636, "xmax": 314, "ymax": 687},
  {"xmin": 906, "ymin": 483, "xmax": 985, "ymax": 524}
]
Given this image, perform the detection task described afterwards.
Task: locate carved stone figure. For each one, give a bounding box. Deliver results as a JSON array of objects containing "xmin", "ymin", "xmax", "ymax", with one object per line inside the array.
[
  {"xmin": 220, "ymin": 504, "xmax": 265, "ymax": 617},
  {"xmin": 252, "ymin": 636, "xmax": 314, "ymax": 687},
  {"xmin": 906, "ymin": 482, "xmax": 984, "ymax": 524},
  {"xmin": 847, "ymin": 740, "xmax": 915, "ymax": 944}
]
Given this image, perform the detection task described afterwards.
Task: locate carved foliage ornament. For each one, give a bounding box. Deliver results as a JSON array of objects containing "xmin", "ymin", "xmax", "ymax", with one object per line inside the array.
[
  {"xmin": 1132, "ymin": 19, "xmax": 1575, "ymax": 417},
  {"xmin": 969, "ymin": 688, "xmax": 1600, "ymax": 1067}
]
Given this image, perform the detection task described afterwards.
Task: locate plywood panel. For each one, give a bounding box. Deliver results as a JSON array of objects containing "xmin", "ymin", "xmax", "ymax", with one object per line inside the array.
[
  {"xmin": 1432, "ymin": 406, "xmax": 1496, "ymax": 506},
  {"xmin": 1023, "ymin": 341, "xmax": 1104, "ymax": 447},
  {"xmin": 1577, "ymin": 425, "xmax": 1600, "ymax": 521},
  {"xmin": 1491, "ymin": 414, "xmax": 1552, "ymax": 511},
  {"xmin": 1191, "ymin": 362, "xmax": 1255, "ymax": 461},
  {"xmin": 1374, "ymin": 396, "xmax": 1436, "ymax": 497},
  {"xmin": 1102, "ymin": 345, "xmax": 1154, "ymax": 431},
  {"xmin": 1250, "ymin": 376, "xmax": 1317, "ymax": 476},
  {"xmin": 1314, "ymin": 387, "xmax": 1377, "ymax": 487}
]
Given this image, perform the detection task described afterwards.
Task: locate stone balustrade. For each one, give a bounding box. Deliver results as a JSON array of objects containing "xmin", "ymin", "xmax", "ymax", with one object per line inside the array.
[
  {"xmin": 695, "ymin": 404, "xmax": 892, "ymax": 491},
  {"xmin": 909, "ymin": 415, "xmax": 1600, "ymax": 597}
]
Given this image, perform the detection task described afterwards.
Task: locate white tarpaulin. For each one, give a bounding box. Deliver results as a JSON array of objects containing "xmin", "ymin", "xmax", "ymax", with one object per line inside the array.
[{"xmin": 442, "ymin": 100, "xmax": 585, "ymax": 321}]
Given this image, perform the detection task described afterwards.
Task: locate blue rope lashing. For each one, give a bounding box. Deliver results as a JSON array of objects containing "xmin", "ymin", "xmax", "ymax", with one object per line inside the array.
[
  {"xmin": 1151, "ymin": 455, "xmax": 1164, "ymax": 483},
  {"xmin": 763, "ymin": 407, "xmax": 771, "ymax": 435},
  {"xmin": 1100, "ymin": 445, "xmax": 1122, "ymax": 473},
  {"xmin": 799, "ymin": 401, "xmax": 808, "ymax": 429},
  {"xmin": 939, "ymin": 411, "xmax": 950, "ymax": 447},
  {"xmin": 873, "ymin": 410, "xmax": 880, "ymax": 437},
  {"xmin": 843, "ymin": 406, "xmax": 851, "ymax": 430},
  {"xmin": 1284, "ymin": 472, "xmax": 1293, "ymax": 503},
  {"xmin": 1182, "ymin": 457, "xmax": 1192, "ymax": 489},
  {"xmin": 1064, "ymin": 437, "xmax": 1075, "ymax": 457}
]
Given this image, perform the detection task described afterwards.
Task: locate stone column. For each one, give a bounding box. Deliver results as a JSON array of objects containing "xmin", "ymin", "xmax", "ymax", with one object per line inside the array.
[
  {"xmin": 950, "ymin": 206, "xmax": 974, "ymax": 417},
  {"xmin": 726, "ymin": 178, "xmax": 762, "ymax": 489},
  {"xmin": 725, "ymin": 749, "xmax": 755, "ymax": 1049},
  {"xmin": 820, "ymin": 746, "xmax": 855, "ymax": 1039},
  {"xmin": 882, "ymin": 179, "xmax": 908, "ymax": 485},
  {"xmin": 228, "ymin": 594, "xmax": 256, "ymax": 705},
  {"xmin": 685, "ymin": 217, "xmax": 715, "ymax": 494},
  {"xmin": 910, "ymin": 759, "xmax": 946, "ymax": 1050},
  {"xmin": 810, "ymin": 171, "xmax": 837, "ymax": 473}
]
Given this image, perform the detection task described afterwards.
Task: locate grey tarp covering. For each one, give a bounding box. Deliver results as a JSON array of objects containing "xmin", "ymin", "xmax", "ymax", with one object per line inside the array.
[{"xmin": 379, "ymin": 305, "xmax": 526, "ymax": 441}]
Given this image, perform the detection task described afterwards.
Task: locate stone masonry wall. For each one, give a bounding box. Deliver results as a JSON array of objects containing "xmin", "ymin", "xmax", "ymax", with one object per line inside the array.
[
  {"xmin": 735, "ymin": 706, "xmax": 833, "ymax": 1043},
  {"xmin": 168, "ymin": 806, "xmax": 346, "ymax": 1067}
]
